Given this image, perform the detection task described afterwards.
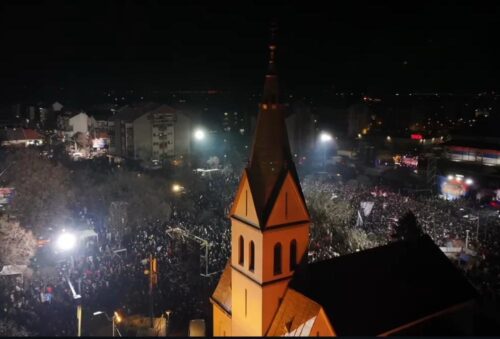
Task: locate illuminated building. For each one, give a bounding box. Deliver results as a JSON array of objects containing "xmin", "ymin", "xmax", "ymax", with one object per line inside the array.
[{"xmin": 211, "ymin": 27, "xmax": 477, "ymax": 336}]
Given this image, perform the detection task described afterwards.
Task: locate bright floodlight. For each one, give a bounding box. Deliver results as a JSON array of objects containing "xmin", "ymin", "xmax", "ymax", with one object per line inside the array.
[
  {"xmin": 172, "ymin": 184, "xmax": 182, "ymax": 192},
  {"xmin": 319, "ymin": 132, "xmax": 333, "ymax": 143},
  {"xmin": 465, "ymin": 178, "xmax": 473, "ymax": 185},
  {"xmin": 57, "ymin": 232, "xmax": 77, "ymax": 251},
  {"xmin": 194, "ymin": 129, "xmax": 206, "ymax": 141},
  {"xmin": 447, "ymin": 175, "xmax": 454, "ymax": 180}
]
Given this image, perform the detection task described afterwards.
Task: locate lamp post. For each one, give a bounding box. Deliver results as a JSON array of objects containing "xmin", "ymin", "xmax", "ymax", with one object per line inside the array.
[
  {"xmin": 319, "ymin": 132, "xmax": 333, "ymax": 171},
  {"xmin": 64, "ymin": 276, "xmax": 82, "ymax": 336},
  {"xmin": 93, "ymin": 311, "xmax": 122, "ymax": 337},
  {"xmin": 165, "ymin": 310, "xmax": 173, "ymax": 336},
  {"xmin": 57, "ymin": 231, "xmax": 81, "ymax": 336}
]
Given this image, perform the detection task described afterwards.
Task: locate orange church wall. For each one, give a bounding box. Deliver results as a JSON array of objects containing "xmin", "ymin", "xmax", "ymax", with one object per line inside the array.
[
  {"xmin": 266, "ymin": 172, "xmax": 310, "ymax": 228},
  {"xmin": 212, "ymin": 303, "xmax": 232, "ymax": 337},
  {"xmin": 231, "ymin": 268, "xmax": 264, "ymax": 336},
  {"xmin": 230, "ymin": 171, "xmax": 259, "ymax": 226},
  {"xmin": 261, "ymin": 224, "xmax": 309, "ymax": 282},
  {"xmin": 310, "ymin": 307, "xmax": 336, "ymax": 336},
  {"xmin": 230, "ymin": 219, "xmax": 264, "ymax": 283}
]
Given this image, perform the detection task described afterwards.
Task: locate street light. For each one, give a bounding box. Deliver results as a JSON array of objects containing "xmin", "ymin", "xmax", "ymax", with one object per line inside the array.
[
  {"xmin": 319, "ymin": 132, "xmax": 333, "ymax": 170},
  {"xmin": 93, "ymin": 311, "xmax": 122, "ymax": 337},
  {"xmin": 57, "ymin": 231, "xmax": 77, "ymax": 251},
  {"xmin": 193, "ymin": 129, "xmax": 206, "ymax": 141},
  {"xmin": 165, "ymin": 310, "xmax": 173, "ymax": 335},
  {"xmin": 172, "ymin": 184, "xmax": 183, "ymax": 193},
  {"xmin": 319, "ymin": 132, "xmax": 333, "ymax": 143}
]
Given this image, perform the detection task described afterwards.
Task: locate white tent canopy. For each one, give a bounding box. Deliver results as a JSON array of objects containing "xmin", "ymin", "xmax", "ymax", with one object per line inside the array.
[{"xmin": 77, "ymin": 229, "xmax": 98, "ymax": 242}]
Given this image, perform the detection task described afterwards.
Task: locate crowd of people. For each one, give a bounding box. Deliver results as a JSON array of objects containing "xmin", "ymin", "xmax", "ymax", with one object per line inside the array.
[
  {"xmin": 0, "ymin": 169, "xmax": 239, "ymax": 336},
  {"xmin": 302, "ymin": 175, "xmax": 500, "ymax": 302},
  {"xmin": 1, "ymin": 169, "xmax": 499, "ymax": 335}
]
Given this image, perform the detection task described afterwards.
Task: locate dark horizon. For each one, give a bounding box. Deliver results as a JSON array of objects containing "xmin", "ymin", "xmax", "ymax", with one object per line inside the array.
[{"xmin": 1, "ymin": 1, "xmax": 499, "ymax": 106}]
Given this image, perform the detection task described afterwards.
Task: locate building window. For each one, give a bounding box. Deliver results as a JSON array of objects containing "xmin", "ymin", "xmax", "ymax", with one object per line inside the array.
[
  {"xmin": 290, "ymin": 239, "xmax": 297, "ymax": 271},
  {"xmin": 249, "ymin": 241, "xmax": 255, "ymax": 272},
  {"xmin": 274, "ymin": 242, "xmax": 282, "ymax": 275},
  {"xmin": 239, "ymin": 236, "xmax": 244, "ymax": 265}
]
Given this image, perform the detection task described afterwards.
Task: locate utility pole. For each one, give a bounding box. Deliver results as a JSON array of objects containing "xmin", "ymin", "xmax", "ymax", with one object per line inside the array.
[
  {"xmin": 65, "ymin": 276, "xmax": 82, "ymax": 336},
  {"xmin": 149, "ymin": 255, "xmax": 158, "ymax": 328}
]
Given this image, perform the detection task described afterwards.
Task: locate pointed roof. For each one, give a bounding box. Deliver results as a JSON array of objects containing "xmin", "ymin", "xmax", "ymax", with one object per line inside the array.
[
  {"xmin": 246, "ymin": 23, "xmax": 308, "ymax": 226},
  {"xmin": 210, "ymin": 261, "xmax": 232, "ymax": 315}
]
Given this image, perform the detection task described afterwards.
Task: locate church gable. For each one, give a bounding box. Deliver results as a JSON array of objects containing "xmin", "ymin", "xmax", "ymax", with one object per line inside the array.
[
  {"xmin": 230, "ymin": 169, "xmax": 260, "ymax": 226},
  {"xmin": 266, "ymin": 171, "xmax": 310, "ymax": 228}
]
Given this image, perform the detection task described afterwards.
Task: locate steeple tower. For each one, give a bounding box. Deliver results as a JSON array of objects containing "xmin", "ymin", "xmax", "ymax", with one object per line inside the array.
[
  {"xmin": 247, "ymin": 22, "xmax": 304, "ymax": 226},
  {"xmin": 219, "ymin": 23, "xmax": 311, "ymax": 336}
]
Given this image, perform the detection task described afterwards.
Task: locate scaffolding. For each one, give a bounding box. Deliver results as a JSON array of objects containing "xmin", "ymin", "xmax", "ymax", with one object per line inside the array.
[{"xmin": 166, "ymin": 227, "xmax": 219, "ymax": 277}]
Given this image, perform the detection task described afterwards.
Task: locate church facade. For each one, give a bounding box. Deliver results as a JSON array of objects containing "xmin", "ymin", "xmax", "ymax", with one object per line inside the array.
[{"xmin": 210, "ymin": 30, "xmax": 477, "ymax": 337}]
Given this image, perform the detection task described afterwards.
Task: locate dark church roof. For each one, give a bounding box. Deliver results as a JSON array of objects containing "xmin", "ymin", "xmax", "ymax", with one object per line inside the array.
[
  {"xmin": 246, "ymin": 25, "xmax": 308, "ymax": 226},
  {"xmin": 290, "ymin": 234, "xmax": 477, "ymax": 336}
]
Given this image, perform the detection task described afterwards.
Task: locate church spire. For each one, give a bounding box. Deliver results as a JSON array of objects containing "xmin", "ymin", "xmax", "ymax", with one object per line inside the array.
[
  {"xmin": 246, "ymin": 22, "xmax": 302, "ymax": 226},
  {"xmin": 262, "ymin": 21, "xmax": 279, "ymax": 104}
]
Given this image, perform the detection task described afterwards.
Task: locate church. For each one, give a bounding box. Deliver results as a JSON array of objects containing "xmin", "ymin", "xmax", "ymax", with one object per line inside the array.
[{"xmin": 210, "ymin": 30, "xmax": 477, "ymax": 337}]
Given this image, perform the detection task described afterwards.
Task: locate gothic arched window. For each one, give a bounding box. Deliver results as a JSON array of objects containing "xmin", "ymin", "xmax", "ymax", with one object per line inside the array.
[
  {"xmin": 239, "ymin": 235, "xmax": 244, "ymax": 266},
  {"xmin": 249, "ymin": 241, "xmax": 255, "ymax": 272},
  {"xmin": 290, "ymin": 239, "xmax": 297, "ymax": 271},
  {"xmin": 274, "ymin": 242, "xmax": 282, "ymax": 275}
]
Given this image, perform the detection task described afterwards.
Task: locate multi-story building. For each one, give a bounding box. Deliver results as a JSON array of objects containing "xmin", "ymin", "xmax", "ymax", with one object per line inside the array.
[{"xmin": 110, "ymin": 103, "xmax": 192, "ymax": 162}]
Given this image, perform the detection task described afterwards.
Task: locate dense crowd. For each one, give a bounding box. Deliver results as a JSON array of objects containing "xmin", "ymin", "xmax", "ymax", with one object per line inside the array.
[
  {"xmin": 0, "ymin": 170, "xmax": 239, "ymax": 336},
  {"xmin": 1, "ymin": 169, "xmax": 499, "ymax": 335},
  {"xmin": 302, "ymin": 176, "xmax": 500, "ymax": 301}
]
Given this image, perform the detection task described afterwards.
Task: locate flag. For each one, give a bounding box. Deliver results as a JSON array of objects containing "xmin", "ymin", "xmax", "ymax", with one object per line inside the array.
[
  {"xmin": 360, "ymin": 201, "xmax": 375, "ymax": 217},
  {"xmin": 356, "ymin": 210, "xmax": 363, "ymax": 227}
]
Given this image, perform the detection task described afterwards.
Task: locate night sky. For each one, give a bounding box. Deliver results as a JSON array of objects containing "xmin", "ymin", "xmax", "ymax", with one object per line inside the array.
[{"xmin": 0, "ymin": 0, "xmax": 499, "ymax": 104}]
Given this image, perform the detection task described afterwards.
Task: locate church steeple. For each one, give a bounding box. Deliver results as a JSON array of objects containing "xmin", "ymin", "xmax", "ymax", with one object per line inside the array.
[
  {"xmin": 245, "ymin": 22, "xmax": 305, "ymax": 227},
  {"xmin": 262, "ymin": 22, "xmax": 279, "ymax": 104},
  {"xmin": 211, "ymin": 25, "xmax": 312, "ymax": 337}
]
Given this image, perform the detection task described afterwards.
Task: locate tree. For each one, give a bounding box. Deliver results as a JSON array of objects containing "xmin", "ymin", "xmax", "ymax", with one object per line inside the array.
[
  {"xmin": 0, "ymin": 215, "xmax": 37, "ymax": 266},
  {"xmin": 392, "ymin": 210, "xmax": 423, "ymax": 242},
  {"xmin": 3, "ymin": 149, "xmax": 73, "ymax": 233}
]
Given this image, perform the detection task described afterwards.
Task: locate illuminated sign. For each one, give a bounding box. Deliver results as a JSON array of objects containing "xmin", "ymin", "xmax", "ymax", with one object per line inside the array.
[{"xmin": 411, "ymin": 134, "xmax": 423, "ymax": 140}]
